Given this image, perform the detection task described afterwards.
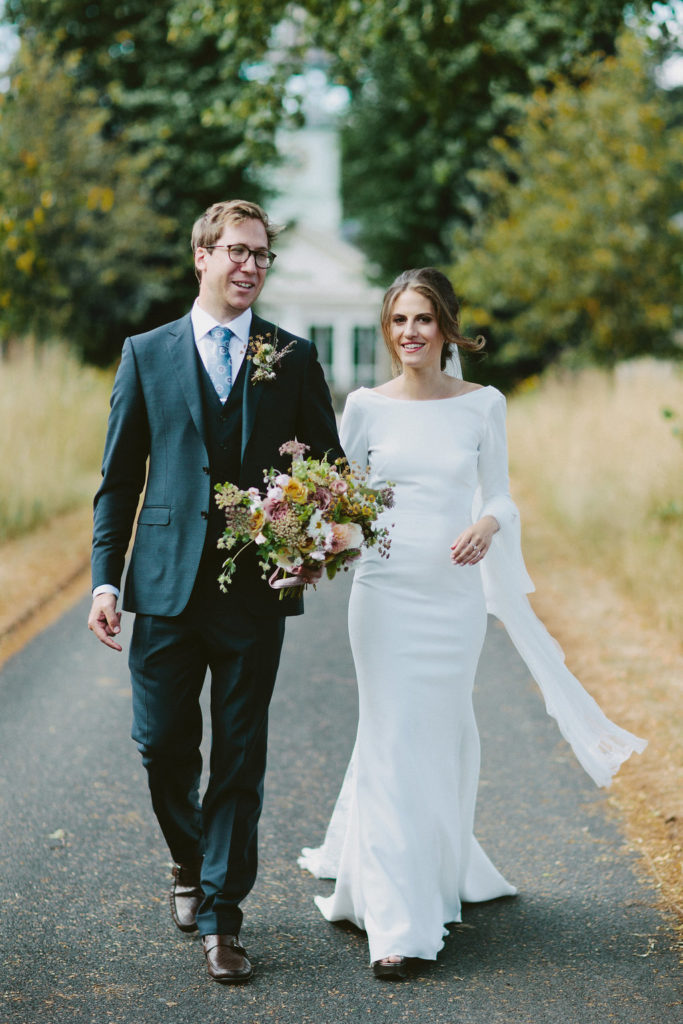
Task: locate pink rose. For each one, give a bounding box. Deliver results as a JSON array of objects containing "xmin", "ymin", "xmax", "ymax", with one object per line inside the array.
[
  {"xmin": 262, "ymin": 497, "xmax": 287, "ymax": 521},
  {"xmin": 313, "ymin": 486, "xmax": 333, "ymax": 511},
  {"xmin": 328, "ymin": 477, "xmax": 348, "ymax": 496},
  {"xmin": 326, "ymin": 521, "xmax": 363, "ymax": 554}
]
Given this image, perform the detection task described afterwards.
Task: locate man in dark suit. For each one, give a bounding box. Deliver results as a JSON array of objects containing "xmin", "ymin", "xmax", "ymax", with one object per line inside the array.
[{"xmin": 88, "ymin": 200, "xmax": 342, "ymax": 983}]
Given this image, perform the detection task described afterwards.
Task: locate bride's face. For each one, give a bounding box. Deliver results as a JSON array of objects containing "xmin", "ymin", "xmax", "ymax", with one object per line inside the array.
[{"xmin": 389, "ymin": 289, "xmax": 443, "ymax": 372}]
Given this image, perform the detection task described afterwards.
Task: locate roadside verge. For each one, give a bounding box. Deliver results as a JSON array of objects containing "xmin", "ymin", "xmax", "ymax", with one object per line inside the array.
[
  {"xmin": 515, "ymin": 480, "xmax": 683, "ymax": 939},
  {"xmin": 0, "ymin": 505, "xmax": 92, "ymax": 669}
]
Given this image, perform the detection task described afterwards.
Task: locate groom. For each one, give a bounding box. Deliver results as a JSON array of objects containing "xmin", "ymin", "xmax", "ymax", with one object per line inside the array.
[{"xmin": 88, "ymin": 199, "xmax": 342, "ymax": 983}]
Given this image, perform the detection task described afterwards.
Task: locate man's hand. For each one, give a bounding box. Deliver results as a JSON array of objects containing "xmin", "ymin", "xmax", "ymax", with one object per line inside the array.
[{"xmin": 88, "ymin": 593, "xmax": 123, "ymax": 651}]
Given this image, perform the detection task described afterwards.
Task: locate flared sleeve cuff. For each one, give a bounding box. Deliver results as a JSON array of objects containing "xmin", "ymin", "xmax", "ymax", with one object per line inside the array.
[
  {"xmin": 479, "ymin": 496, "xmax": 646, "ymax": 786},
  {"xmin": 479, "ymin": 493, "xmax": 519, "ymax": 533},
  {"xmin": 476, "ymin": 489, "xmax": 535, "ymax": 600},
  {"xmin": 491, "ymin": 591, "xmax": 648, "ymax": 787},
  {"xmin": 476, "ymin": 393, "xmax": 646, "ymax": 787}
]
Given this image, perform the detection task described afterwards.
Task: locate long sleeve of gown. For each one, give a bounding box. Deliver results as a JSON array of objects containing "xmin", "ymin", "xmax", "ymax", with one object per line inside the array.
[
  {"xmin": 477, "ymin": 391, "xmax": 519, "ymax": 533},
  {"xmin": 476, "ymin": 391, "xmax": 647, "ymax": 787},
  {"xmin": 339, "ymin": 390, "xmax": 369, "ymax": 471}
]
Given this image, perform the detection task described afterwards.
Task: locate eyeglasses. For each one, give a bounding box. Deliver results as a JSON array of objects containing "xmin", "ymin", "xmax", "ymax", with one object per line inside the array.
[{"xmin": 203, "ymin": 244, "xmax": 276, "ymax": 269}]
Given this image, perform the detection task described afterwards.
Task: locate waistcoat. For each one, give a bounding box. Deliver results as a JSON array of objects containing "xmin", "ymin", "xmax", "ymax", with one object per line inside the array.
[{"xmin": 193, "ymin": 352, "xmax": 246, "ymax": 599}]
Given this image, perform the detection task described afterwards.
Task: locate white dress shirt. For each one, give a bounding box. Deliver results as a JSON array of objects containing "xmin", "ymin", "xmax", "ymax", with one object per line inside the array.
[{"xmin": 93, "ymin": 303, "xmax": 253, "ymax": 600}]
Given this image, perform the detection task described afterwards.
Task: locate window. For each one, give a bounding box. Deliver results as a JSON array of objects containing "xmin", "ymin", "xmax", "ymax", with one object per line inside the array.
[
  {"xmin": 353, "ymin": 326, "xmax": 377, "ymax": 386},
  {"xmin": 310, "ymin": 325, "xmax": 334, "ymax": 378}
]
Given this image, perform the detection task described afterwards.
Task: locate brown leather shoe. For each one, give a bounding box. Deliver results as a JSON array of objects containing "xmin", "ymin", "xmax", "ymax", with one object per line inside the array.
[
  {"xmin": 170, "ymin": 863, "xmax": 203, "ymax": 933},
  {"xmin": 202, "ymin": 934, "xmax": 253, "ymax": 983}
]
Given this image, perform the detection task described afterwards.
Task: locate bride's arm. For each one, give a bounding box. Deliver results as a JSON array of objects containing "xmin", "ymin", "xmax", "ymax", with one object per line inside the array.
[
  {"xmin": 477, "ymin": 391, "xmax": 519, "ymax": 528},
  {"xmin": 451, "ymin": 391, "xmax": 518, "ymax": 566},
  {"xmin": 339, "ymin": 391, "xmax": 369, "ymax": 472}
]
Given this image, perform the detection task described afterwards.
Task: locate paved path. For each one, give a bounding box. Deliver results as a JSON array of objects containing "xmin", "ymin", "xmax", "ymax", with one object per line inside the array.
[{"xmin": 0, "ymin": 575, "xmax": 679, "ymax": 1024}]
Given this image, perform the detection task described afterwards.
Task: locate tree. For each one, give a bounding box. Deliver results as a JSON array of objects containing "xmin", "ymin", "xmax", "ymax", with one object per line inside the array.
[
  {"xmin": 0, "ymin": 40, "xmax": 172, "ymax": 361},
  {"xmin": 1, "ymin": 0, "xmax": 298, "ymax": 361},
  {"xmin": 450, "ymin": 30, "xmax": 683, "ymax": 382},
  {"xmin": 301, "ymin": 0, "xmax": 652, "ymax": 281}
]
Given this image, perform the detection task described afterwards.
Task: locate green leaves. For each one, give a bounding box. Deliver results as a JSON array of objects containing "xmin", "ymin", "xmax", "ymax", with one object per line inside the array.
[
  {"xmin": 0, "ymin": 38, "xmax": 173, "ymax": 359},
  {"xmin": 1, "ymin": 0, "xmax": 674, "ymax": 382},
  {"xmin": 309, "ymin": 0, "xmax": 637, "ymax": 280},
  {"xmin": 0, "ymin": 0, "xmax": 297, "ymax": 361},
  {"xmin": 451, "ymin": 31, "xmax": 683, "ymax": 379}
]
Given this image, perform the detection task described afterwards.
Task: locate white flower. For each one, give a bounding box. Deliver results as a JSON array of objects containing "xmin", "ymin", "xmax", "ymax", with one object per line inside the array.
[{"xmin": 307, "ymin": 508, "xmax": 332, "ymax": 543}]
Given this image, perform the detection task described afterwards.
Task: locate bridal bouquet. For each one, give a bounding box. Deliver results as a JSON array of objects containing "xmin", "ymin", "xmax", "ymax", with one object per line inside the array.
[{"xmin": 215, "ymin": 440, "xmax": 393, "ymax": 596}]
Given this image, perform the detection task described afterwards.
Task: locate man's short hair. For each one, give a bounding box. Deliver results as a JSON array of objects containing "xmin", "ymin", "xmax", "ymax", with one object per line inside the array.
[{"xmin": 191, "ymin": 200, "xmax": 281, "ymax": 253}]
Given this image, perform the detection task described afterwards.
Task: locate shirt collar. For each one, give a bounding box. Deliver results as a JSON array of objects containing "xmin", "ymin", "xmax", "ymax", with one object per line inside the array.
[{"xmin": 191, "ymin": 300, "xmax": 252, "ymax": 347}]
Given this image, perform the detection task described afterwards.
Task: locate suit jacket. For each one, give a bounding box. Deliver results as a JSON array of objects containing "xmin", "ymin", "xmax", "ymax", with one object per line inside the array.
[{"xmin": 91, "ymin": 311, "xmax": 343, "ymax": 618}]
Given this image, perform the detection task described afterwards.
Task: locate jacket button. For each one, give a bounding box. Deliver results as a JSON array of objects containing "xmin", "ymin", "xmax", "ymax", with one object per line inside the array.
[
  {"xmin": 200, "ymin": 511, "xmax": 208, "ymax": 519},
  {"xmin": 202, "ymin": 466, "xmax": 210, "ymax": 474}
]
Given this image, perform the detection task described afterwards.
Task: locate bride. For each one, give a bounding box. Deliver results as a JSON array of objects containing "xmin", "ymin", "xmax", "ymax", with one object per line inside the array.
[{"xmin": 299, "ymin": 267, "xmax": 646, "ymax": 979}]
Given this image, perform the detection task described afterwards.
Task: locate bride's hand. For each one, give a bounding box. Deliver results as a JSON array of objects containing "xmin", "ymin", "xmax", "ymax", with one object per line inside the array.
[{"xmin": 450, "ymin": 515, "xmax": 499, "ymax": 566}]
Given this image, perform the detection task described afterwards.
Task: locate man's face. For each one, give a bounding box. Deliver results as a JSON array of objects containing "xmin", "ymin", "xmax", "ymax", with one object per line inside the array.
[{"xmin": 195, "ymin": 218, "xmax": 269, "ymax": 321}]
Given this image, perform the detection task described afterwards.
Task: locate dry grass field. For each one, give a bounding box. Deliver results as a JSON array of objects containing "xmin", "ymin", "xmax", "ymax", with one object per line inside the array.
[
  {"xmin": 0, "ymin": 341, "xmax": 113, "ymax": 542},
  {"xmin": 507, "ymin": 359, "xmax": 683, "ymax": 642}
]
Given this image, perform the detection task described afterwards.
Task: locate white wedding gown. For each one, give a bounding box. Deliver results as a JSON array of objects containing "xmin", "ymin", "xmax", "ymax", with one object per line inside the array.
[{"xmin": 299, "ymin": 385, "xmax": 646, "ymax": 964}]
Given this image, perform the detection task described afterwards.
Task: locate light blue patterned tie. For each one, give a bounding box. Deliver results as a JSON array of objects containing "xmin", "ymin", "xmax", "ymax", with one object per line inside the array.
[{"xmin": 205, "ymin": 326, "xmax": 233, "ymax": 403}]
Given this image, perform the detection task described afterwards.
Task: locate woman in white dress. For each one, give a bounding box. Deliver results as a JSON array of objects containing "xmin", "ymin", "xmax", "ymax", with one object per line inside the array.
[{"xmin": 299, "ymin": 268, "xmax": 646, "ymax": 979}]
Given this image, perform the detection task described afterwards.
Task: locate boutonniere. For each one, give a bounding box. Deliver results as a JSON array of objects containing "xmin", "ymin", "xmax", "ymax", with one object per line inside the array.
[{"xmin": 247, "ymin": 328, "xmax": 297, "ymax": 385}]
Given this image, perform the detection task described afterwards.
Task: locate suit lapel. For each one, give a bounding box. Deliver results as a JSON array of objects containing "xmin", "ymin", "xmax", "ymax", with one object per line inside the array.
[
  {"xmin": 165, "ymin": 314, "xmax": 207, "ymax": 442},
  {"xmin": 165, "ymin": 311, "xmax": 277, "ymax": 459},
  {"xmin": 241, "ymin": 313, "xmax": 272, "ymax": 461}
]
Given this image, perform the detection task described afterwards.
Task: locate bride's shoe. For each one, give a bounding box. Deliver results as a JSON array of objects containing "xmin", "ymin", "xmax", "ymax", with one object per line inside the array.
[{"xmin": 372, "ymin": 956, "xmax": 408, "ymax": 980}]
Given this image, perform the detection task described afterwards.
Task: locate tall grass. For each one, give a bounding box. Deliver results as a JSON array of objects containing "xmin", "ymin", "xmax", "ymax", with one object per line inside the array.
[
  {"xmin": 507, "ymin": 359, "xmax": 683, "ymax": 639},
  {"xmin": 0, "ymin": 342, "xmax": 114, "ymax": 541}
]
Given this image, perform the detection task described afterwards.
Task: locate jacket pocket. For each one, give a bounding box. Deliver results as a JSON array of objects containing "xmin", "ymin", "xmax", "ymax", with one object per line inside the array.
[{"xmin": 137, "ymin": 505, "xmax": 170, "ymax": 526}]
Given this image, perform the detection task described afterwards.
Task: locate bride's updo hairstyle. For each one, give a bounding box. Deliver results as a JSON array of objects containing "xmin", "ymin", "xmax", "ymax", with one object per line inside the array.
[{"xmin": 380, "ymin": 267, "xmax": 485, "ymax": 373}]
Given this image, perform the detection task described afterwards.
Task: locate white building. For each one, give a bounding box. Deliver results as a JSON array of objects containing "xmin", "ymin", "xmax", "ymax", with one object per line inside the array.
[{"xmin": 256, "ymin": 71, "xmax": 388, "ymax": 402}]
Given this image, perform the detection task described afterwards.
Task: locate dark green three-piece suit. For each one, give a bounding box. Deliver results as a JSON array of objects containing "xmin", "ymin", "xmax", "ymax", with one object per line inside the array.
[{"xmin": 92, "ymin": 311, "xmax": 342, "ymax": 936}]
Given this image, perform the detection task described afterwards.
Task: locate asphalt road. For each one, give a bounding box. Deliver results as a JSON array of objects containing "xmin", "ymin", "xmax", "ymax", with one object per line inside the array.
[{"xmin": 0, "ymin": 574, "xmax": 680, "ymax": 1024}]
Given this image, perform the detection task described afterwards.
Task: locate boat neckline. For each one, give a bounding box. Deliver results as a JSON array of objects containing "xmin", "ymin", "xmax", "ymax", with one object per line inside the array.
[{"xmin": 359, "ymin": 385, "xmax": 492, "ymax": 404}]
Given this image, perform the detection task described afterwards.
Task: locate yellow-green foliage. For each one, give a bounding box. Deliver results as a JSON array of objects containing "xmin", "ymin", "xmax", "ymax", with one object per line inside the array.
[
  {"xmin": 453, "ymin": 30, "xmax": 683, "ymax": 368},
  {"xmin": 508, "ymin": 360, "xmax": 683, "ymax": 636},
  {"xmin": 0, "ymin": 343, "xmax": 113, "ymax": 541},
  {"xmin": 0, "ymin": 40, "xmax": 173, "ymax": 362}
]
